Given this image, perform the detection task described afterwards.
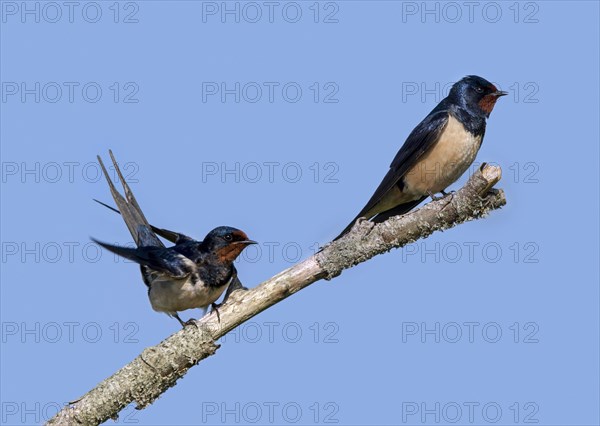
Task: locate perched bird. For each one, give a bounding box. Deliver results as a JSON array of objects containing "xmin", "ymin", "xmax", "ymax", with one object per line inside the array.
[
  {"xmin": 93, "ymin": 199, "xmax": 250, "ymax": 308},
  {"xmin": 92, "ymin": 151, "xmax": 256, "ymax": 327},
  {"xmin": 336, "ymin": 75, "xmax": 506, "ymax": 239}
]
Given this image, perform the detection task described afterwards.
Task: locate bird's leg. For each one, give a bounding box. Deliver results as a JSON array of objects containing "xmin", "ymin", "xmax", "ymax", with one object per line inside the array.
[
  {"xmin": 173, "ymin": 313, "xmax": 186, "ymax": 327},
  {"xmin": 427, "ymin": 191, "xmax": 443, "ymax": 201},
  {"xmin": 210, "ymin": 274, "xmax": 245, "ymax": 323},
  {"xmin": 173, "ymin": 312, "xmax": 196, "ymax": 328},
  {"xmin": 429, "ymin": 190, "xmax": 455, "ymax": 201},
  {"xmin": 211, "ymin": 303, "xmax": 221, "ymax": 323}
]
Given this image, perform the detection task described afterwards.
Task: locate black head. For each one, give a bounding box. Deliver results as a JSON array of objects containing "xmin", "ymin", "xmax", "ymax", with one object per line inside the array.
[
  {"xmin": 449, "ymin": 75, "xmax": 507, "ymax": 118},
  {"xmin": 202, "ymin": 226, "xmax": 257, "ymax": 262}
]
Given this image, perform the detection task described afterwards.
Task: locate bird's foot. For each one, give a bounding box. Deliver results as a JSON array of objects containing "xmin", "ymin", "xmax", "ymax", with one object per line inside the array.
[
  {"xmin": 429, "ymin": 190, "xmax": 455, "ymax": 201},
  {"xmin": 428, "ymin": 191, "xmax": 443, "ymax": 201},
  {"xmin": 174, "ymin": 313, "xmax": 197, "ymax": 328}
]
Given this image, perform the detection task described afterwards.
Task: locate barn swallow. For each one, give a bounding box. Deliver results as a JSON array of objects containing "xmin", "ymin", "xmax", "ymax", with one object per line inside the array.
[
  {"xmin": 91, "ymin": 151, "xmax": 256, "ymax": 327},
  {"xmin": 93, "ymin": 199, "xmax": 249, "ymax": 305},
  {"xmin": 336, "ymin": 75, "xmax": 506, "ymax": 239}
]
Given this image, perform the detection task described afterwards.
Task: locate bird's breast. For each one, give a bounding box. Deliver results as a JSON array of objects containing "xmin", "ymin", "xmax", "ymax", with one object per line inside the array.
[
  {"xmin": 403, "ymin": 115, "xmax": 482, "ymax": 195},
  {"xmin": 147, "ymin": 274, "xmax": 228, "ymax": 313}
]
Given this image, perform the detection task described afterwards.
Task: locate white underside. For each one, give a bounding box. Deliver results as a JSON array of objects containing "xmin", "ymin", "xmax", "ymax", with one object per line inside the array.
[
  {"xmin": 148, "ymin": 275, "xmax": 230, "ymax": 314},
  {"xmin": 369, "ymin": 115, "xmax": 482, "ymax": 216}
]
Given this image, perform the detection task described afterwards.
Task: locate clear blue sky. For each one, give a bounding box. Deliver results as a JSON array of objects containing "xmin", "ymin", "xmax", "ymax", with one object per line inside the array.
[{"xmin": 1, "ymin": 1, "xmax": 599, "ymax": 425}]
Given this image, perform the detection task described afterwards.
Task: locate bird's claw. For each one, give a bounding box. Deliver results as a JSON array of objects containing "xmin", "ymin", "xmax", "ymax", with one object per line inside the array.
[
  {"xmin": 429, "ymin": 190, "xmax": 455, "ymax": 201},
  {"xmin": 174, "ymin": 313, "xmax": 198, "ymax": 328}
]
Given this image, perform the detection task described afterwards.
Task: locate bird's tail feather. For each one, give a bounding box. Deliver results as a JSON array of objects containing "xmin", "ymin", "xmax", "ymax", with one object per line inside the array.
[
  {"xmin": 91, "ymin": 237, "xmax": 190, "ymax": 277},
  {"xmin": 333, "ymin": 197, "xmax": 426, "ymax": 241},
  {"xmin": 371, "ymin": 197, "xmax": 426, "ymax": 223},
  {"xmin": 93, "ymin": 198, "xmax": 186, "ymax": 244},
  {"xmin": 91, "ymin": 238, "xmax": 152, "ymax": 265},
  {"xmin": 96, "ymin": 151, "xmax": 163, "ymax": 248}
]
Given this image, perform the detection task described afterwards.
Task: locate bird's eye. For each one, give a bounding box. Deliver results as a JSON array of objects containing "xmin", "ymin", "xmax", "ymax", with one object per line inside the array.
[
  {"xmin": 475, "ymin": 86, "xmax": 484, "ymax": 94},
  {"xmin": 224, "ymin": 234, "xmax": 233, "ymax": 242}
]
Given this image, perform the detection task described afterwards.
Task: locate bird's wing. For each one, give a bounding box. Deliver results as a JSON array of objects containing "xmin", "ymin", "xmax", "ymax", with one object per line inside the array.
[
  {"xmin": 333, "ymin": 110, "xmax": 449, "ymax": 240},
  {"xmin": 96, "ymin": 151, "xmax": 164, "ymax": 248},
  {"xmin": 92, "ymin": 199, "xmax": 195, "ymax": 244},
  {"xmin": 92, "ymin": 239, "xmax": 195, "ymax": 278},
  {"xmin": 353, "ymin": 110, "xmax": 449, "ymax": 221},
  {"xmin": 172, "ymin": 240, "xmax": 205, "ymax": 263},
  {"xmin": 149, "ymin": 227, "xmax": 194, "ymax": 245}
]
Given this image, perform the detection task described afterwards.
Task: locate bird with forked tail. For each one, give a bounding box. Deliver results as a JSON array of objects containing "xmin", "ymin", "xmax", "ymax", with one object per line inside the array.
[
  {"xmin": 91, "ymin": 151, "xmax": 256, "ymax": 327},
  {"xmin": 335, "ymin": 75, "xmax": 506, "ymax": 240}
]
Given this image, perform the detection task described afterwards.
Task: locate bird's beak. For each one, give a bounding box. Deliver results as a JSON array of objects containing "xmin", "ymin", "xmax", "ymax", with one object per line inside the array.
[
  {"xmin": 494, "ymin": 90, "xmax": 508, "ymax": 97},
  {"xmin": 237, "ymin": 240, "xmax": 258, "ymax": 245}
]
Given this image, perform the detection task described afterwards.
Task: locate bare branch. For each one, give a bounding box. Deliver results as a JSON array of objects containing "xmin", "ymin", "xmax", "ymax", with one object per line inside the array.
[{"xmin": 47, "ymin": 163, "xmax": 505, "ymax": 426}]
